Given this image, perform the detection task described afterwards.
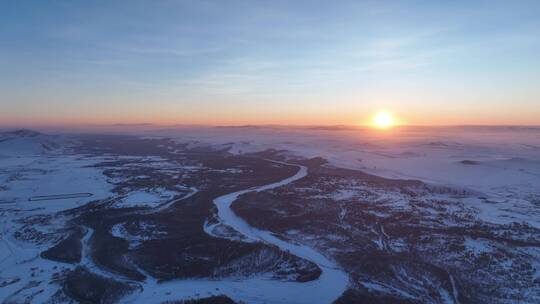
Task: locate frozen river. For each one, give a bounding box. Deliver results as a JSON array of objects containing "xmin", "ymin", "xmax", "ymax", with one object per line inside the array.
[{"xmin": 126, "ymin": 161, "xmax": 349, "ymax": 304}]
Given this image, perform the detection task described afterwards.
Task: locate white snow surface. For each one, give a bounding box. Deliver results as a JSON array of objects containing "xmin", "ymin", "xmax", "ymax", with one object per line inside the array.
[
  {"xmin": 0, "ymin": 154, "xmax": 112, "ymax": 213},
  {"xmin": 116, "ymin": 191, "xmax": 164, "ymax": 208},
  {"xmin": 0, "ymin": 142, "xmax": 114, "ymax": 302}
]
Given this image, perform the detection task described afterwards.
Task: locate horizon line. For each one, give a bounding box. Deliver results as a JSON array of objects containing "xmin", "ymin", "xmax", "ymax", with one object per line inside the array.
[{"xmin": 2, "ymin": 122, "xmax": 540, "ymax": 131}]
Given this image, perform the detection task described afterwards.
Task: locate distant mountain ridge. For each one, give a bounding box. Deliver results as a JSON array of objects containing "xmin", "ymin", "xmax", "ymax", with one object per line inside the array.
[{"xmin": 0, "ymin": 129, "xmax": 41, "ymax": 139}]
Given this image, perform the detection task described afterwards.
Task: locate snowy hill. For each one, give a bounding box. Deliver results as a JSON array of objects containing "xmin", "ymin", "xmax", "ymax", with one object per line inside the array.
[{"xmin": 0, "ymin": 129, "xmax": 65, "ymax": 157}]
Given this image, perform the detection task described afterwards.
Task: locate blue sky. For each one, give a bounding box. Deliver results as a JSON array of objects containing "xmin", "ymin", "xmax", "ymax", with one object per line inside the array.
[{"xmin": 1, "ymin": 0, "xmax": 539, "ymax": 126}]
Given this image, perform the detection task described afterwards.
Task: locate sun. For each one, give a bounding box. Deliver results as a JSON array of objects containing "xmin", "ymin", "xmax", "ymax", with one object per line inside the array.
[{"xmin": 372, "ymin": 111, "xmax": 394, "ymax": 129}]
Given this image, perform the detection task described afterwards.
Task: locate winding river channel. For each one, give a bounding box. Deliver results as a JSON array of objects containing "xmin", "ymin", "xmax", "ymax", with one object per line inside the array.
[{"xmin": 124, "ymin": 162, "xmax": 349, "ymax": 304}]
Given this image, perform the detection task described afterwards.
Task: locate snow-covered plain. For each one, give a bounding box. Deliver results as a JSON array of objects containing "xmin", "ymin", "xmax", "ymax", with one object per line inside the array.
[
  {"xmin": 0, "ymin": 132, "xmax": 114, "ymax": 302},
  {"xmin": 2, "ymin": 126, "xmax": 539, "ymax": 303},
  {"xmin": 149, "ymin": 125, "xmax": 540, "ymax": 227}
]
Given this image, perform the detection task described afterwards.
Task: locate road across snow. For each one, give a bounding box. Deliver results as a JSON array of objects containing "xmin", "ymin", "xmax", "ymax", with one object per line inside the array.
[{"xmin": 124, "ymin": 161, "xmax": 349, "ymax": 304}]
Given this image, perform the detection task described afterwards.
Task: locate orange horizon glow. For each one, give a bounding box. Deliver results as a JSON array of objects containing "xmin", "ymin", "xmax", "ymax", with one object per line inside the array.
[
  {"xmin": 3, "ymin": 98, "xmax": 540, "ymax": 129},
  {"xmin": 2, "ymin": 115, "xmax": 540, "ymax": 130}
]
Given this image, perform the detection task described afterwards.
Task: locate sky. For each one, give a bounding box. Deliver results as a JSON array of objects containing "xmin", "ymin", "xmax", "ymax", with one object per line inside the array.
[{"xmin": 1, "ymin": 0, "xmax": 539, "ymax": 127}]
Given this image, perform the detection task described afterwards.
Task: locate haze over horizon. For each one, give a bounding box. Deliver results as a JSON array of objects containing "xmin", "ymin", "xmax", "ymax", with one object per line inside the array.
[{"xmin": 1, "ymin": 1, "xmax": 539, "ymax": 127}]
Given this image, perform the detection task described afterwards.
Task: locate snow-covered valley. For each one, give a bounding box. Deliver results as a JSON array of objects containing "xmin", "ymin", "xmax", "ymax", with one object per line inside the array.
[{"xmin": 1, "ymin": 127, "xmax": 539, "ymax": 303}]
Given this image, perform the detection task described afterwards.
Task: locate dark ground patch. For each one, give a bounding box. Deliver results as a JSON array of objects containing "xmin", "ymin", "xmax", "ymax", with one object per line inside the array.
[
  {"xmin": 40, "ymin": 227, "xmax": 85, "ymax": 264},
  {"xmin": 63, "ymin": 266, "xmax": 138, "ymax": 304},
  {"xmin": 162, "ymin": 295, "xmax": 237, "ymax": 304}
]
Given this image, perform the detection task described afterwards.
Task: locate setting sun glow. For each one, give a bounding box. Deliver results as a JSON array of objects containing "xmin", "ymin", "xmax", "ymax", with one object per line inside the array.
[{"xmin": 373, "ymin": 112, "xmax": 394, "ymax": 129}]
